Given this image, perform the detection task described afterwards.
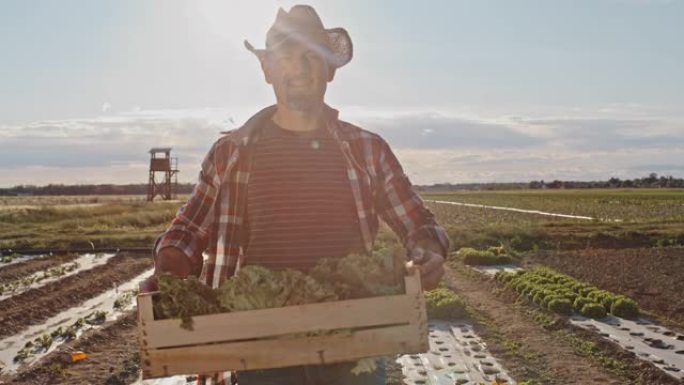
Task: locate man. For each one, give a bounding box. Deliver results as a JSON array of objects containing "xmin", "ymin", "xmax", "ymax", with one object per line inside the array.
[{"xmin": 149, "ymin": 5, "xmax": 449, "ymax": 385}]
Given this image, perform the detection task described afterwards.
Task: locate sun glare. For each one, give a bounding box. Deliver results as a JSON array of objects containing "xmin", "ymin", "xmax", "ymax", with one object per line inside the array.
[{"xmin": 193, "ymin": 0, "xmax": 285, "ymax": 44}]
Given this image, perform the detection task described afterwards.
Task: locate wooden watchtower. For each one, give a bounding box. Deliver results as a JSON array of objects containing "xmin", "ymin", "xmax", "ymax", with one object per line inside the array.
[{"xmin": 147, "ymin": 147, "xmax": 179, "ymax": 201}]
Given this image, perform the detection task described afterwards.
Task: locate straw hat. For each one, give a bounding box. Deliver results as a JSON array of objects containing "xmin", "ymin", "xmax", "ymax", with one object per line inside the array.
[{"xmin": 244, "ymin": 5, "xmax": 353, "ymax": 69}]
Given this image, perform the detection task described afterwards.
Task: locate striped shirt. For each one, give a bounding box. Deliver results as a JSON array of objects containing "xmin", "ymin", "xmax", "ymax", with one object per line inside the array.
[
  {"xmin": 244, "ymin": 120, "xmax": 363, "ymax": 270},
  {"xmin": 156, "ymin": 104, "xmax": 449, "ymax": 288}
]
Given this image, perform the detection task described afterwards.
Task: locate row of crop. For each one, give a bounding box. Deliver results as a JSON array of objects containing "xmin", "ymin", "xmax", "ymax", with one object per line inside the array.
[
  {"xmin": 12, "ymin": 289, "xmax": 136, "ymax": 364},
  {"xmin": 424, "ymin": 287, "xmax": 467, "ymax": 320},
  {"xmin": 495, "ymin": 267, "xmax": 639, "ymax": 319},
  {"xmin": 0, "ymin": 262, "xmax": 79, "ymax": 295},
  {"xmin": 14, "ymin": 310, "xmax": 107, "ymax": 362},
  {"xmin": 455, "ymin": 247, "xmax": 514, "ymax": 266},
  {"xmin": 0, "ymin": 253, "xmax": 22, "ymax": 264}
]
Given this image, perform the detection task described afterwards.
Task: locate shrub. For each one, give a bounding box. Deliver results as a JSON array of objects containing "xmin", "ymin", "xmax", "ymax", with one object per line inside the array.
[
  {"xmin": 610, "ymin": 297, "xmax": 639, "ymax": 319},
  {"xmin": 573, "ymin": 297, "xmax": 591, "ymax": 312},
  {"xmin": 459, "ymin": 247, "xmax": 513, "ymax": 266},
  {"xmin": 495, "ymin": 254, "xmax": 514, "ymax": 265},
  {"xmin": 496, "ymin": 271, "xmax": 515, "ymax": 284},
  {"xmin": 521, "ymin": 285, "xmax": 535, "ymax": 298},
  {"xmin": 560, "ymin": 291, "xmax": 578, "ymax": 303},
  {"xmin": 542, "ymin": 294, "xmax": 561, "ymax": 308},
  {"xmin": 579, "ymin": 287, "xmax": 594, "ymax": 297},
  {"xmin": 459, "ymin": 248, "xmax": 497, "ymax": 265},
  {"xmin": 425, "ymin": 288, "xmax": 466, "ymax": 320},
  {"xmin": 548, "ymin": 298, "xmax": 573, "ymax": 315},
  {"xmin": 580, "ymin": 303, "xmax": 607, "ymax": 319}
]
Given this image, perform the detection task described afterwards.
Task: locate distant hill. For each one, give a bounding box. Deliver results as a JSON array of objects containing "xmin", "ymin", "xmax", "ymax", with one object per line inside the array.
[{"xmin": 0, "ymin": 174, "xmax": 681, "ymax": 196}]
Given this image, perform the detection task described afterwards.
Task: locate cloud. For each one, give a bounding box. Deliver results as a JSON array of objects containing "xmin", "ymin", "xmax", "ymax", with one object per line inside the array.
[
  {"xmin": 0, "ymin": 106, "xmax": 682, "ymax": 186},
  {"xmin": 353, "ymin": 113, "xmax": 544, "ymax": 150},
  {"xmin": 513, "ymin": 117, "xmax": 684, "ymax": 151},
  {"xmin": 0, "ymin": 108, "xmax": 237, "ymax": 186}
]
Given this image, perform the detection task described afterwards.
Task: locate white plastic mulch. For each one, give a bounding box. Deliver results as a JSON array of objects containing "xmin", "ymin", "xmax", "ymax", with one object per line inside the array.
[
  {"xmin": 0, "ymin": 253, "xmax": 116, "ymax": 301},
  {"xmin": 397, "ymin": 320, "xmax": 515, "ymax": 385},
  {"xmin": 0, "ymin": 268, "xmax": 152, "ymax": 374}
]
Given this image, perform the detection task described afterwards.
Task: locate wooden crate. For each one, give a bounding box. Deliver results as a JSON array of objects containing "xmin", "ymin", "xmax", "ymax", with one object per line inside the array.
[{"xmin": 137, "ymin": 271, "xmax": 428, "ymax": 378}]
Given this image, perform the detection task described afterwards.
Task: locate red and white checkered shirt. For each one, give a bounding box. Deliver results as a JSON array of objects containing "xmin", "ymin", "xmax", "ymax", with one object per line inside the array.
[{"xmin": 156, "ymin": 105, "xmax": 450, "ymax": 288}]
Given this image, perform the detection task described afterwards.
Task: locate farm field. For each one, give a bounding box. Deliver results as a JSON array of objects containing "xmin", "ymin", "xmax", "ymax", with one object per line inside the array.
[
  {"xmin": 426, "ymin": 189, "xmax": 684, "ymax": 222},
  {"xmin": 0, "ymin": 189, "xmax": 683, "ymax": 384}
]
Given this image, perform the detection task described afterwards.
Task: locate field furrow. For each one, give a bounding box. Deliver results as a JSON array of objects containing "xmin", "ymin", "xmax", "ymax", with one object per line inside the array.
[
  {"xmin": 0, "ymin": 254, "xmax": 77, "ymax": 282},
  {"xmin": 0, "ymin": 253, "xmax": 152, "ymax": 340},
  {"xmin": 0, "ymin": 253, "xmax": 116, "ymax": 301},
  {"xmin": 0, "ymin": 269, "xmax": 149, "ymax": 374}
]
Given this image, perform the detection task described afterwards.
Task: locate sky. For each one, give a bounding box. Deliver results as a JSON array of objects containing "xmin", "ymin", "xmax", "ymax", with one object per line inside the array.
[{"xmin": 1, "ymin": 0, "xmax": 683, "ymax": 187}]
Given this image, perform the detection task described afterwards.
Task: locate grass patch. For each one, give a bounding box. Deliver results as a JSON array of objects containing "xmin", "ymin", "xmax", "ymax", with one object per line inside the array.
[{"xmin": 0, "ymin": 201, "xmax": 181, "ymax": 249}]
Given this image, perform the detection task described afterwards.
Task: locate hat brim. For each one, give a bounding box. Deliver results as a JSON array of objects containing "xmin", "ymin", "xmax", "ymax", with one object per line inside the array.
[{"xmin": 245, "ymin": 27, "xmax": 352, "ymax": 69}]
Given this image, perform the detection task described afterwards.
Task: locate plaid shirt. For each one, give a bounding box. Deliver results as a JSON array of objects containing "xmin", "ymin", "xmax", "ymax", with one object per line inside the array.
[{"xmin": 156, "ymin": 105, "xmax": 449, "ymax": 288}]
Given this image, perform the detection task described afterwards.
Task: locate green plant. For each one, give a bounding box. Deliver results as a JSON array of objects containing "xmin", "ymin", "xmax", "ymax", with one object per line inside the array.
[
  {"xmin": 425, "ymin": 287, "xmax": 466, "ymax": 320},
  {"xmin": 85, "ymin": 310, "xmax": 107, "ymax": 325},
  {"xmin": 50, "ymin": 327, "xmax": 64, "ymax": 339},
  {"xmin": 72, "ymin": 318, "xmax": 85, "ymax": 329},
  {"xmin": 35, "ymin": 334, "xmax": 53, "ymax": 351},
  {"xmin": 573, "ymin": 297, "xmax": 592, "ymax": 312},
  {"xmin": 14, "ymin": 347, "xmax": 32, "ymax": 362},
  {"xmin": 61, "ymin": 327, "xmax": 77, "ymax": 341},
  {"xmin": 459, "ymin": 247, "xmax": 514, "ymax": 266},
  {"xmin": 547, "ymin": 298, "xmax": 573, "ymax": 315},
  {"xmin": 610, "ymin": 297, "xmax": 639, "ymax": 319},
  {"xmin": 113, "ymin": 291, "xmax": 136, "ymax": 310},
  {"xmin": 580, "ymin": 303, "xmax": 607, "ymax": 319}
]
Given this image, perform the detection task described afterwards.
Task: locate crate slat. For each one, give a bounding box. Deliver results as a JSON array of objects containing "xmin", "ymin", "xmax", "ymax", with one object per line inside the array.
[
  {"xmin": 143, "ymin": 324, "xmax": 424, "ymax": 378},
  {"xmin": 141, "ymin": 292, "xmax": 415, "ymax": 349},
  {"xmin": 139, "ymin": 272, "xmax": 427, "ymax": 379}
]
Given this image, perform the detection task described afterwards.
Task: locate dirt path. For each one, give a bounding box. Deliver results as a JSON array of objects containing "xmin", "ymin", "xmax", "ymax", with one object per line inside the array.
[
  {"xmin": 0, "ymin": 254, "xmax": 79, "ymax": 282},
  {"xmin": 0, "ymin": 253, "xmax": 152, "ymax": 339},
  {"xmin": 444, "ymin": 264, "xmax": 626, "ymax": 385},
  {"xmin": 5, "ymin": 313, "xmax": 141, "ymax": 385}
]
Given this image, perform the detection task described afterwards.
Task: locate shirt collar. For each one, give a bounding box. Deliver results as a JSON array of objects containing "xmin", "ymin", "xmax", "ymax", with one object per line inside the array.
[{"xmin": 225, "ymin": 104, "xmax": 342, "ymax": 146}]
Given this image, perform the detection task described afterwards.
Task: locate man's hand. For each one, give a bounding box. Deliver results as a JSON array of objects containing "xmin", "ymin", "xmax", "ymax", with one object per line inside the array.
[
  {"xmin": 140, "ymin": 247, "xmax": 192, "ymax": 293},
  {"xmin": 409, "ymin": 240, "xmax": 446, "ymax": 291}
]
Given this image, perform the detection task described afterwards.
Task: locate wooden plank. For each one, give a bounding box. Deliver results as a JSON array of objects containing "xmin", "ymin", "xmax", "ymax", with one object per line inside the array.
[
  {"xmin": 137, "ymin": 294, "xmax": 158, "ymax": 378},
  {"xmin": 142, "ymin": 323, "xmax": 426, "ymax": 378},
  {"xmin": 141, "ymin": 291, "xmax": 416, "ymax": 349},
  {"xmin": 140, "ymin": 274, "xmax": 423, "ymax": 349}
]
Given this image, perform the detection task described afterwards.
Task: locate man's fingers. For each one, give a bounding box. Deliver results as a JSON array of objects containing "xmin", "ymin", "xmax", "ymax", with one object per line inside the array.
[
  {"xmin": 139, "ymin": 275, "xmax": 158, "ymax": 293},
  {"xmin": 410, "ymin": 247, "xmax": 427, "ymax": 264}
]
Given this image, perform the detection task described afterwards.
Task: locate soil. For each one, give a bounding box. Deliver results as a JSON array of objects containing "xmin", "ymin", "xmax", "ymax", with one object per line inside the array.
[
  {"xmin": 525, "ymin": 247, "xmax": 684, "ymax": 328},
  {"xmin": 4, "ymin": 313, "xmax": 142, "ymax": 385},
  {"xmin": 443, "ymin": 264, "xmax": 683, "ymax": 385},
  {"xmin": 540, "ymin": 222, "xmax": 684, "ymax": 251},
  {"xmin": 0, "ymin": 254, "xmax": 79, "ymax": 283},
  {"xmin": 0, "ymin": 253, "xmax": 152, "ymax": 339}
]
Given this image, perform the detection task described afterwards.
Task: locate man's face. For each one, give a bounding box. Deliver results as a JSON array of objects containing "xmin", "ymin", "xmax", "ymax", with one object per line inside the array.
[{"xmin": 262, "ymin": 39, "xmax": 334, "ymax": 112}]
